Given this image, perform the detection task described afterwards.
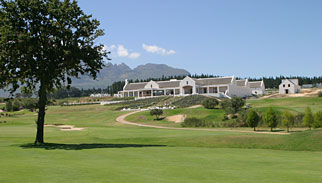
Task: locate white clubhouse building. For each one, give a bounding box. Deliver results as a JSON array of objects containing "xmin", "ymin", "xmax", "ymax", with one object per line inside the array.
[{"xmin": 118, "ymin": 76, "xmax": 265, "ymax": 98}]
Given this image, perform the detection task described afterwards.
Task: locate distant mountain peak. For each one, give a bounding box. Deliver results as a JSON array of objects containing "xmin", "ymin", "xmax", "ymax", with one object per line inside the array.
[{"xmin": 71, "ymin": 63, "xmax": 190, "ymax": 89}]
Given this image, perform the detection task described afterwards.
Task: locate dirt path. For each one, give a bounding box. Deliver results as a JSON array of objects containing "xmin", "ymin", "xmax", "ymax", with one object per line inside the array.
[{"xmin": 116, "ymin": 111, "xmax": 290, "ymax": 135}]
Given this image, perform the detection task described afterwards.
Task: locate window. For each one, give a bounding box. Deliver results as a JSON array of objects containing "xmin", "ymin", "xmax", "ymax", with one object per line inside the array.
[
  {"xmin": 151, "ymin": 84, "xmax": 153, "ymax": 88},
  {"xmin": 288, "ymin": 84, "xmax": 290, "ymax": 87},
  {"xmin": 186, "ymin": 81, "xmax": 188, "ymax": 85},
  {"xmin": 214, "ymin": 87, "xmax": 218, "ymax": 93},
  {"xmin": 283, "ymin": 84, "xmax": 285, "ymax": 87}
]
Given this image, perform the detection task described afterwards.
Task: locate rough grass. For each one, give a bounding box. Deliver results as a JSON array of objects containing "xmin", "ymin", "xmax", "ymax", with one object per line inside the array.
[
  {"xmin": 0, "ymin": 103, "xmax": 322, "ymax": 182},
  {"xmin": 172, "ymin": 95, "xmax": 209, "ymax": 108},
  {"xmin": 111, "ymin": 96, "xmax": 169, "ymax": 110}
]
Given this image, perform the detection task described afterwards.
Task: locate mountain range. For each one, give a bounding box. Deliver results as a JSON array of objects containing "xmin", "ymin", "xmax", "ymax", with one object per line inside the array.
[
  {"xmin": 0, "ymin": 63, "xmax": 190, "ymax": 97},
  {"xmin": 71, "ymin": 63, "xmax": 190, "ymax": 89}
]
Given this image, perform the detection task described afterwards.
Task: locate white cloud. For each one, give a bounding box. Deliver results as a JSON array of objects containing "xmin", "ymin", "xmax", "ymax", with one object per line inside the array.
[
  {"xmin": 117, "ymin": 45, "xmax": 129, "ymax": 57},
  {"xmin": 142, "ymin": 44, "xmax": 176, "ymax": 55},
  {"xmin": 106, "ymin": 44, "xmax": 140, "ymax": 59},
  {"xmin": 128, "ymin": 52, "xmax": 141, "ymax": 59}
]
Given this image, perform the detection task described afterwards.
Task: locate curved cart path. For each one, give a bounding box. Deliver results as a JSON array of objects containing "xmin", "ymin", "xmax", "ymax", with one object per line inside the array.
[{"xmin": 116, "ymin": 111, "xmax": 290, "ymax": 135}]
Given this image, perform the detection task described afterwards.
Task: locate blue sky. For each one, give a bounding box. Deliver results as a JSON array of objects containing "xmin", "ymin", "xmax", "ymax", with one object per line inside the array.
[{"xmin": 78, "ymin": 0, "xmax": 322, "ymax": 77}]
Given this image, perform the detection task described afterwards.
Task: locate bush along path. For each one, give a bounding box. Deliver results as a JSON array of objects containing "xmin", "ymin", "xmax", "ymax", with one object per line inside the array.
[{"xmin": 116, "ymin": 111, "xmax": 290, "ymax": 135}]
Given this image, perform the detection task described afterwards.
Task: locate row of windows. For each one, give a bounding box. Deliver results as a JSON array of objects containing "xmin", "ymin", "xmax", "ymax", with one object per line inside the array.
[{"xmin": 283, "ymin": 84, "xmax": 291, "ymax": 87}]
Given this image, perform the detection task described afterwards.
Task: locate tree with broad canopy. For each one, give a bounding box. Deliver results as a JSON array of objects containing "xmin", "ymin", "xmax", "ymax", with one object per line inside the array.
[{"xmin": 0, "ymin": 0, "xmax": 109, "ymax": 144}]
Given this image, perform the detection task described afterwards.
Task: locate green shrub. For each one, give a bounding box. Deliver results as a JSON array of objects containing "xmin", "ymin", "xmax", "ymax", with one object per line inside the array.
[
  {"xmin": 202, "ymin": 98, "xmax": 219, "ymax": 109},
  {"xmin": 318, "ymin": 91, "xmax": 322, "ymax": 97},
  {"xmin": 181, "ymin": 117, "xmax": 213, "ymax": 128},
  {"xmin": 5, "ymin": 100, "xmax": 13, "ymax": 112},
  {"xmin": 12, "ymin": 100, "xmax": 22, "ymax": 111},
  {"xmin": 5, "ymin": 98, "xmax": 38, "ymax": 112},
  {"xmin": 150, "ymin": 109, "xmax": 163, "ymax": 120},
  {"xmin": 220, "ymin": 97, "xmax": 245, "ymax": 114},
  {"xmin": 236, "ymin": 109, "xmax": 249, "ymax": 123},
  {"xmin": 222, "ymin": 115, "xmax": 229, "ymax": 121},
  {"xmin": 313, "ymin": 111, "xmax": 322, "ymax": 128},
  {"xmin": 23, "ymin": 98, "xmax": 38, "ymax": 112},
  {"xmin": 294, "ymin": 113, "xmax": 304, "ymax": 127}
]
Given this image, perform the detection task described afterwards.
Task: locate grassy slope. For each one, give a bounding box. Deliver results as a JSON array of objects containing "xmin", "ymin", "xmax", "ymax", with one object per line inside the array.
[
  {"xmin": 248, "ymin": 96, "xmax": 322, "ymax": 113},
  {"xmin": 127, "ymin": 96, "xmax": 322, "ymax": 129},
  {"xmin": 0, "ymin": 103, "xmax": 322, "ymax": 182},
  {"xmin": 126, "ymin": 107, "xmax": 225, "ymax": 127}
]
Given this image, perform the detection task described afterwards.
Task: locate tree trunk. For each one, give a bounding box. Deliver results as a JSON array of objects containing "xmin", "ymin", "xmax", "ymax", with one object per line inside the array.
[
  {"xmin": 287, "ymin": 126, "xmax": 289, "ymax": 132},
  {"xmin": 34, "ymin": 81, "xmax": 47, "ymax": 144},
  {"xmin": 254, "ymin": 126, "xmax": 256, "ymax": 131},
  {"xmin": 271, "ymin": 127, "xmax": 273, "ymax": 132}
]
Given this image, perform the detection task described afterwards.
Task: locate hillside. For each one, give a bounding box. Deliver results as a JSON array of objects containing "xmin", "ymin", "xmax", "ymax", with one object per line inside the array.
[{"xmin": 71, "ymin": 63, "xmax": 190, "ymax": 89}]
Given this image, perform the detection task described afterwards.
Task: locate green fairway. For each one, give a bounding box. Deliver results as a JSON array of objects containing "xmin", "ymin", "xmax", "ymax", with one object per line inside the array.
[
  {"xmin": 0, "ymin": 101, "xmax": 322, "ymax": 182},
  {"xmin": 248, "ymin": 96, "xmax": 322, "ymax": 113}
]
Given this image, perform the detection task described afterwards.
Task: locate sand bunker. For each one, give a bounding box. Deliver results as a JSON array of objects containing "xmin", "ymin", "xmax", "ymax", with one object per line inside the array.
[
  {"xmin": 187, "ymin": 105, "xmax": 202, "ymax": 109},
  {"xmin": 45, "ymin": 124, "xmax": 85, "ymax": 131},
  {"xmin": 166, "ymin": 114, "xmax": 186, "ymax": 123}
]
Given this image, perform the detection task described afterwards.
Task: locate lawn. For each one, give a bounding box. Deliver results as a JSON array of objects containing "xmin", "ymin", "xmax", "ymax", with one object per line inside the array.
[
  {"xmin": 247, "ymin": 96, "xmax": 322, "ymax": 113},
  {"xmin": 0, "ymin": 102, "xmax": 322, "ymax": 182}
]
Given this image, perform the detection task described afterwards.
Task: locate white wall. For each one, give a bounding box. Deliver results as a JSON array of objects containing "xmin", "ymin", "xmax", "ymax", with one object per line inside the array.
[
  {"xmin": 227, "ymin": 84, "xmax": 252, "ymax": 97},
  {"xmin": 279, "ymin": 80, "xmax": 299, "ymax": 94},
  {"xmin": 144, "ymin": 81, "xmax": 159, "ymax": 89},
  {"xmin": 251, "ymin": 88, "xmax": 264, "ymax": 95},
  {"xmin": 180, "ymin": 76, "xmax": 196, "ymax": 94}
]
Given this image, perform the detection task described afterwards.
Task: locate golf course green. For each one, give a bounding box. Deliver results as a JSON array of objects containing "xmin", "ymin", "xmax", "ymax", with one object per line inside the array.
[{"xmin": 0, "ymin": 97, "xmax": 322, "ymax": 183}]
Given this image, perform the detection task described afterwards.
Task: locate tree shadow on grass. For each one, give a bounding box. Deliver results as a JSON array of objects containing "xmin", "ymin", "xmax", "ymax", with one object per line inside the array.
[
  {"xmin": 255, "ymin": 129, "xmax": 285, "ymax": 132},
  {"xmin": 154, "ymin": 117, "xmax": 166, "ymax": 121},
  {"xmin": 20, "ymin": 143, "xmax": 167, "ymax": 150}
]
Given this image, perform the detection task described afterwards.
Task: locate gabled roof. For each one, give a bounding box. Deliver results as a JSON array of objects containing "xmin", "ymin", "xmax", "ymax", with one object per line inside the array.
[
  {"xmin": 249, "ymin": 81, "xmax": 262, "ymax": 88},
  {"xmin": 236, "ymin": 80, "xmax": 247, "ymax": 86},
  {"xmin": 124, "ymin": 82, "xmax": 148, "ymax": 90},
  {"xmin": 282, "ymin": 79, "xmax": 299, "ymax": 86},
  {"xmin": 193, "ymin": 77, "xmax": 233, "ymax": 86},
  {"xmin": 157, "ymin": 80, "xmax": 180, "ymax": 88}
]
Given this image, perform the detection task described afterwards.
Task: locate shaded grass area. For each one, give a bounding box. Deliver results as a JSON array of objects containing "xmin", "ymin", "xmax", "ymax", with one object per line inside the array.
[{"xmin": 21, "ymin": 143, "xmax": 166, "ymax": 150}]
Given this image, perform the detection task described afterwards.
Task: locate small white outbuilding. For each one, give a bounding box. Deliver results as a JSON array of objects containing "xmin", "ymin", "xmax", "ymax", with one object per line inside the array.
[{"xmin": 279, "ymin": 79, "xmax": 301, "ymax": 94}]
